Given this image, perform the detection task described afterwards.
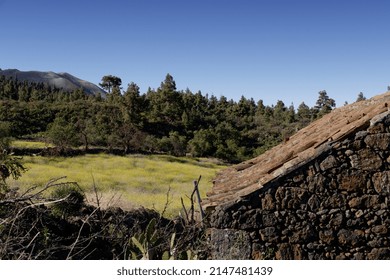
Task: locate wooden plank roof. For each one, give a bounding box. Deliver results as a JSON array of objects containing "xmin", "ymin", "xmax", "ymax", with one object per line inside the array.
[{"xmin": 203, "ymin": 91, "xmax": 390, "ymax": 210}]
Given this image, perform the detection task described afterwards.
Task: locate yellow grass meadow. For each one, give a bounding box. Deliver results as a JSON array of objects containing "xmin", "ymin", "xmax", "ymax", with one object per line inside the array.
[
  {"xmin": 12, "ymin": 140, "xmax": 54, "ymax": 149},
  {"xmin": 7, "ymin": 153, "xmax": 227, "ymax": 217}
]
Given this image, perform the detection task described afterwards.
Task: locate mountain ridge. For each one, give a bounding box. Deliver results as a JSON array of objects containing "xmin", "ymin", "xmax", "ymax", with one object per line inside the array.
[{"xmin": 0, "ymin": 68, "xmax": 106, "ymax": 97}]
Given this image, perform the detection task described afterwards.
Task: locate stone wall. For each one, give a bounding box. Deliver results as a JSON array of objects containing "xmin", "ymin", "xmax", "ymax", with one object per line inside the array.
[{"xmin": 207, "ymin": 112, "xmax": 390, "ymax": 260}]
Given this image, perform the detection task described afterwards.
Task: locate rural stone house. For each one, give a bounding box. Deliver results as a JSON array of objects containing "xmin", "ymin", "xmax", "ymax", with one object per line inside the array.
[{"xmin": 203, "ymin": 92, "xmax": 390, "ymax": 260}]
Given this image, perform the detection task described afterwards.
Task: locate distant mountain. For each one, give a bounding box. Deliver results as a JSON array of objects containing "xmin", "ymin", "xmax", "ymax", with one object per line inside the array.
[{"xmin": 0, "ymin": 69, "xmax": 106, "ymax": 97}]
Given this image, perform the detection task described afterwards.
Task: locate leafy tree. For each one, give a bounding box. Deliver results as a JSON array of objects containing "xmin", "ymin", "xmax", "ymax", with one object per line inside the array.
[
  {"xmin": 47, "ymin": 116, "xmax": 79, "ymax": 150},
  {"xmin": 188, "ymin": 129, "xmax": 216, "ymax": 157},
  {"xmin": 215, "ymin": 139, "xmax": 246, "ymax": 163},
  {"xmin": 114, "ymin": 121, "xmax": 138, "ymax": 154},
  {"xmin": 159, "ymin": 131, "xmax": 187, "ymax": 156},
  {"xmin": 74, "ymin": 117, "xmax": 98, "ymax": 152}
]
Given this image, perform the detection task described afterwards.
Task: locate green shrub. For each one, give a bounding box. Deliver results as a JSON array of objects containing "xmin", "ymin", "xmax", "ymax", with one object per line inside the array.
[{"xmin": 50, "ymin": 183, "xmax": 85, "ymax": 218}]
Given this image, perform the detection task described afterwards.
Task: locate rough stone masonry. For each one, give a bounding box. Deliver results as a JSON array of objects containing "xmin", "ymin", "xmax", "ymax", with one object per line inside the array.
[{"xmin": 204, "ymin": 92, "xmax": 390, "ymax": 260}]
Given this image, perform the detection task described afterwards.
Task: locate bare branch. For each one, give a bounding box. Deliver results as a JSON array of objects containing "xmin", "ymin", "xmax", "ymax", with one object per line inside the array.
[
  {"xmin": 160, "ymin": 186, "xmax": 172, "ymax": 218},
  {"xmin": 91, "ymin": 174, "xmax": 100, "ymax": 209},
  {"xmin": 66, "ymin": 207, "xmax": 99, "ymax": 260},
  {"xmin": 0, "ymin": 176, "xmax": 77, "ymax": 205}
]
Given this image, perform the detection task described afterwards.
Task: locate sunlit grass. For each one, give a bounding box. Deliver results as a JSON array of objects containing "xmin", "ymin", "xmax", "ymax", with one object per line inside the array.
[
  {"xmin": 7, "ymin": 154, "xmax": 227, "ymax": 217},
  {"xmin": 12, "ymin": 140, "xmax": 53, "ymax": 149}
]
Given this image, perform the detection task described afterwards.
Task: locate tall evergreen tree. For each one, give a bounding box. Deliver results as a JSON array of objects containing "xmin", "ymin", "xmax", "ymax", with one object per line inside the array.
[
  {"xmin": 356, "ymin": 92, "xmax": 366, "ymax": 102},
  {"xmin": 297, "ymin": 102, "xmax": 312, "ymax": 127},
  {"xmin": 314, "ymin": 90, "xmax": 336, "ymax": 118},
  {"xmin": 123, "ymin": 82, "xmax": 144, "ymax": 126},
  {"xmin": 153, "ymin": 74, "xmax": 183, "ymax": 128},
  {"xmin": 99, "ymin": 75, "xmax": 122, "ymax": 93},
  {"xmin": 160, "ymin": 73, "xmax": 176, "ymax": 92}
]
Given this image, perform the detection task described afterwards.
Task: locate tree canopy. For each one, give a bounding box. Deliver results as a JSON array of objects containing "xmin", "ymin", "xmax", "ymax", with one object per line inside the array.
[
  {"xmin": 0, "ymin": 73, "xmax": 338, "ymax": 163},
  {"xmin": 99, "ymin": 75, "xmax": 122, "ymax": 93}
]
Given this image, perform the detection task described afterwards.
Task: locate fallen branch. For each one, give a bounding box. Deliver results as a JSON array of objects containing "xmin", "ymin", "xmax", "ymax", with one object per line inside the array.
[{"xmin": 0, "ymin": 176, "xmax": 78, "ymax": 206}]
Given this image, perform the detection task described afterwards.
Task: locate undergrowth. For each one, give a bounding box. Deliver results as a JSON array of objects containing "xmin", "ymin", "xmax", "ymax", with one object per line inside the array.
[{"xmin": 0, "ymin": 177, "xmax": 210, "ymax": 260}]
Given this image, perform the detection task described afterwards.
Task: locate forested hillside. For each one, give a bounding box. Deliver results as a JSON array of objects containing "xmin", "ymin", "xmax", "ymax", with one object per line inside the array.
[{"xmin": 0, "ymin": 73, "xmax": 341, "ymax": 163}]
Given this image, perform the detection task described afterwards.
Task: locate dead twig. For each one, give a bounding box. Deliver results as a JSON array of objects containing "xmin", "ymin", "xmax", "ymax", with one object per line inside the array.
[
  {"xmin": 0, "ymin": 176, "xmax": 78, "ymax": 206},
  {"xmin": 160, "ymin": 186, "xmax": 172, "ymax": 219},
  {"xmin": 66, "ymin": 207, "xmax": 99, "ymax": 260},
  {"xmin": 91, "ymin": 174, "xmax": 101, "ymax": 209},
  {"xmin": 180, "ymin": 197, "xmax": 189, "ymax": 224},
  {"xmin": 190, "ymin": 175, "xmax": 202, "ymax": 224}
]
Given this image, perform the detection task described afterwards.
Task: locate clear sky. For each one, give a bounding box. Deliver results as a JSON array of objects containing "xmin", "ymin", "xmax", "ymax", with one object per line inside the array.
[{"xmin": 1, "ymin": 0, "xmax": 390, "ymax": 107}]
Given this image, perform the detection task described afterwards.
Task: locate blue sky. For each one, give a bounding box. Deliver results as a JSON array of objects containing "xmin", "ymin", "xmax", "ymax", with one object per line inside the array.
[{"xmin": 1, "ymin": 0, "xmax": 390, "ymax": 107}]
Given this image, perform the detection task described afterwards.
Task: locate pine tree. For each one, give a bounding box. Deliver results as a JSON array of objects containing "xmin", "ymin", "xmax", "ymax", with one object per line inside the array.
[
  {"xmin": 314, "ymin": 90, "xmax": 336, "ymax": 118},
  {"xmin": 99, "ymin": 75, "xmax": 122, "ymax": 93},
  {"xmin": 156, "ymin": 74, "xmax": 183, "ymax": 127},
  {"xmin": 356, "ymin": 92, "xmax": 366, "ymax": 102},
  {"xmin": 123, "ymin": 82, "xmax": 143, "ymax": 126}
]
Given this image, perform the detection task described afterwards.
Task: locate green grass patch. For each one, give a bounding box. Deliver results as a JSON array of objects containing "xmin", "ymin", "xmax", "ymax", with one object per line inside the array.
[
  {"xmin": 11, "ymin": 140, "xmax": 53, "ymax": 149},
  {"xmin": 7, "ymin": 154, "xmax": 227, "ymax": 217}
]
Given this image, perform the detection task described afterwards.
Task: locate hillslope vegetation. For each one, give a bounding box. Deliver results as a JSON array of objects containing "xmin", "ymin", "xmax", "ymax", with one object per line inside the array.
[{"xmin": 0, "ymin": 71, "xmax": 342, "ymax": 163}]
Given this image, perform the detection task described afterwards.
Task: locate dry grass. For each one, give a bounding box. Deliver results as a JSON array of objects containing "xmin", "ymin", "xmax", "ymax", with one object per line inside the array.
[{"xmin": 7, "ymin": 154, "xmax": 227, "ymax": 217}]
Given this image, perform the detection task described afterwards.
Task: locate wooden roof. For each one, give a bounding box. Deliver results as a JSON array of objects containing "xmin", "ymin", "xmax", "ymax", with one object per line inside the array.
[{"xmin": 203, "ymin": 91, "xmax": 390, "ymax": 209}]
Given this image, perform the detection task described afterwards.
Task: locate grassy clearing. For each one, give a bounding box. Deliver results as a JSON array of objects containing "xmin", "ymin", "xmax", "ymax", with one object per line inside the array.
[
  {"xmin": 12, "ymin": 140, "xmax": 53, "ymax": 149},
  {"xmin": 7, "ymin": 154, "xmax": 227, "ymax": 217}
]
